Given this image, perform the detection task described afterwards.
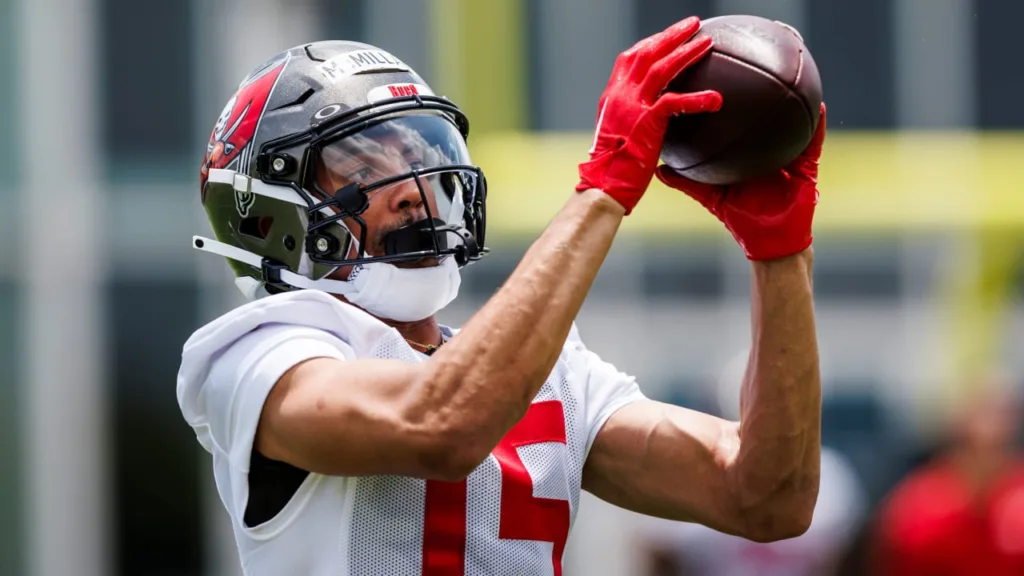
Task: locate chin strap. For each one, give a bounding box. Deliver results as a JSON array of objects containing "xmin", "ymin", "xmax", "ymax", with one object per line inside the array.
[{"xmin": 192, "ymin": 235, "xmax": 357, "ymax": 296}]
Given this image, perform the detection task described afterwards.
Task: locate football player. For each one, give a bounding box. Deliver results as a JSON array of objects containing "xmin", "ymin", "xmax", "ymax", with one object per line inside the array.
[{"xmin": 178, "ymin": 16, "xmax": 824, "ymax": 576}]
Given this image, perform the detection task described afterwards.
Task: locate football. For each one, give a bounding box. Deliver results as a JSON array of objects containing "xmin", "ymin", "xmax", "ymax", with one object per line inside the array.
[{"xmin": 660, "ymin": 15, "xmax": 823, "ymax": 185}]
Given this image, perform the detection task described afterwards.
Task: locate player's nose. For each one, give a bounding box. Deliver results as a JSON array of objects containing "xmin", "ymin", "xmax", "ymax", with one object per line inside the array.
[{"xmin": 386, "ymin": 178, "xmax": 428, "ymax": 216}]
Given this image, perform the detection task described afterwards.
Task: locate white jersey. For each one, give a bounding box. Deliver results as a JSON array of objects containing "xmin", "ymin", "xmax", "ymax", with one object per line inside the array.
[{"xmin": 177, "ymin": 290, "xmax": 645, "ymax": 576}]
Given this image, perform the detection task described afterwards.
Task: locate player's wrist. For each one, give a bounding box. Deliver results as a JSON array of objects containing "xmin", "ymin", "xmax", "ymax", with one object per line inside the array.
[
  {"xmin": 573, "ymin": 187, "xmax": 628, "ymax": 218},
  {"xmin": 749, "ymin": 245, "xmax": 814, "ymax": 269},
  {"xmin": 576, "ymin": 156, "xmax": 644, "ymax": 215}
]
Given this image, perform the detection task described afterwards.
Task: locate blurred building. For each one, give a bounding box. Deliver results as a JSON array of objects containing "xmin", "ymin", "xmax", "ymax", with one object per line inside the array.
[{"xmin": 2, "ymin": 1, "xmax": 1023, "ymax": 575}]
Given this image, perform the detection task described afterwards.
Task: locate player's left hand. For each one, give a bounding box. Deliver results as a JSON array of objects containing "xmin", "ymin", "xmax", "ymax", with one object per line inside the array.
[{"xmin": 656, "ymin": 103, "xmax": 827, "ymax": 261}]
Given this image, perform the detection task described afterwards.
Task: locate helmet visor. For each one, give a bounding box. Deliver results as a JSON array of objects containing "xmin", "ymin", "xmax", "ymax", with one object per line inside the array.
[{"xmin": 312, "ymin": 114, "xmax": 478, "ymax": 263}]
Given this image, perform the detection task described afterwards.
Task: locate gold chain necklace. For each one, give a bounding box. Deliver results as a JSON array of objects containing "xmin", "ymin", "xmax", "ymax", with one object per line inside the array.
[{"xmin": 405, "ymin": 334, "xmax": 444, "ymax": 355}]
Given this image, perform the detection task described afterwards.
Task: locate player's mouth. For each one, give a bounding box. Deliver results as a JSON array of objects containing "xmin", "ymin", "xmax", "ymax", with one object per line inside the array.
[{"xmin": 395, "ymin": 257, "xmax": 441, "ymax": 269}]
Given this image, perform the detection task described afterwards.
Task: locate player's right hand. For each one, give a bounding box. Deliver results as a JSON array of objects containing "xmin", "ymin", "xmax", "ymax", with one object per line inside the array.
[
  {"xmin": 577, "ymin": 16, "xmax": 722, "ymax": 215},
  {"xmin": 656, "ymin": 104, "xmax": 827, "ymax": 261}
]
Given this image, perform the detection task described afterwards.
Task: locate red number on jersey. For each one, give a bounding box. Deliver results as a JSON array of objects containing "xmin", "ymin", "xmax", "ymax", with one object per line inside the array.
[{"xmin": 422, "ymin": 400, "xmax": 571, "ymax": 576}]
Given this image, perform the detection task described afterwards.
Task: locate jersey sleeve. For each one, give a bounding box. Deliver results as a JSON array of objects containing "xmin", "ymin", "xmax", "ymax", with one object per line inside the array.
[
  {"xmin": 201, "ymin": 324, "xmax": 354, "ymax": 519},
  {"xmin": 566, "ymin": 324, "xmax": 647, "ymax": 457}
]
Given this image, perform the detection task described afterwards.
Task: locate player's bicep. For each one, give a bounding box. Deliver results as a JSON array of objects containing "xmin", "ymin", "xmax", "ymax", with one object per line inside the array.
[
  {"xmin": 582, "ymin": 399, "xmax": 746, "ymax": 535},
  {"xmin": 256, "ymin": 355, "xmax": 443, "ymax": 478}
]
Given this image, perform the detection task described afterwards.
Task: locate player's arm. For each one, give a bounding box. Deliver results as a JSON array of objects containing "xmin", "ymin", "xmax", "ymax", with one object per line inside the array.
[
  {"xmin": 256, "ymin": 17, "xmax": 722, "ymax": 481},
  {"xmin": 259, "ymin": 188, "xmax": 623, "ymax": 480},
  {"xmin": 584, "ymin": 107, "xmax": 828, "ymax": 542},
  {"xmin": 583, "ymin": 250, "xmax": 819, "ymax": 542}
]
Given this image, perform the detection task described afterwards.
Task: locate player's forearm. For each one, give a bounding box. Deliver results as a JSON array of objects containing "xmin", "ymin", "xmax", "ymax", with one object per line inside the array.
[
  {"xmin": 729, "ymin": 248, "xmax": 821, "ymax": 539},
  {"xmin": 410, "ymin": 189, "xmax": 624, "ymax": 469}
]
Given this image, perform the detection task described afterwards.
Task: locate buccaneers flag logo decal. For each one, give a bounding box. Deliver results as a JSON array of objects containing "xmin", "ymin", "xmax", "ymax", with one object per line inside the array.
[{"xmin": 201, "ymin": 54, "xmax": 290, "ymax": 191}]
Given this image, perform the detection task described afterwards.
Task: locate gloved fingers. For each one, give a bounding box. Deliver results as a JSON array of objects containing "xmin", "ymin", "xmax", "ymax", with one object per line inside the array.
[
  {"xmin": 796, "ymin": 103, "xmax": 827, "ymax": 163},
  {"xmin": 625, "ymin": 16, "xmax": 703, "ymax": 73},
  {"xmin": 649, "ymin": 90, "xmax": 723, "ymax": 121},
  {"xmin": 655, "ymin": 165, "xmax": 723, "ymax": 212},
  {"xmin": 641, "ymin": 34, "xmax": 714, "ymax": 101}
]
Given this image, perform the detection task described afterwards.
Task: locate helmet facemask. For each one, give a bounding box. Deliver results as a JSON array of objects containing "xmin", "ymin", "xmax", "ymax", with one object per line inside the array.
[{"xmin": 301, "ymin": 114, "xmax": 484, "ymax": 273}]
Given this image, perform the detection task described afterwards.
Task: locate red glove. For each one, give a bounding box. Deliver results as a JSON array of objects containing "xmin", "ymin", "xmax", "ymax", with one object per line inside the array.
[
  {"xmin": 577, "ymin": 17, "xmax": 723, "ymax": 214},
  {"xmin": 656, "ymin": 104, "xmax": 828, "ymax": 260}
]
